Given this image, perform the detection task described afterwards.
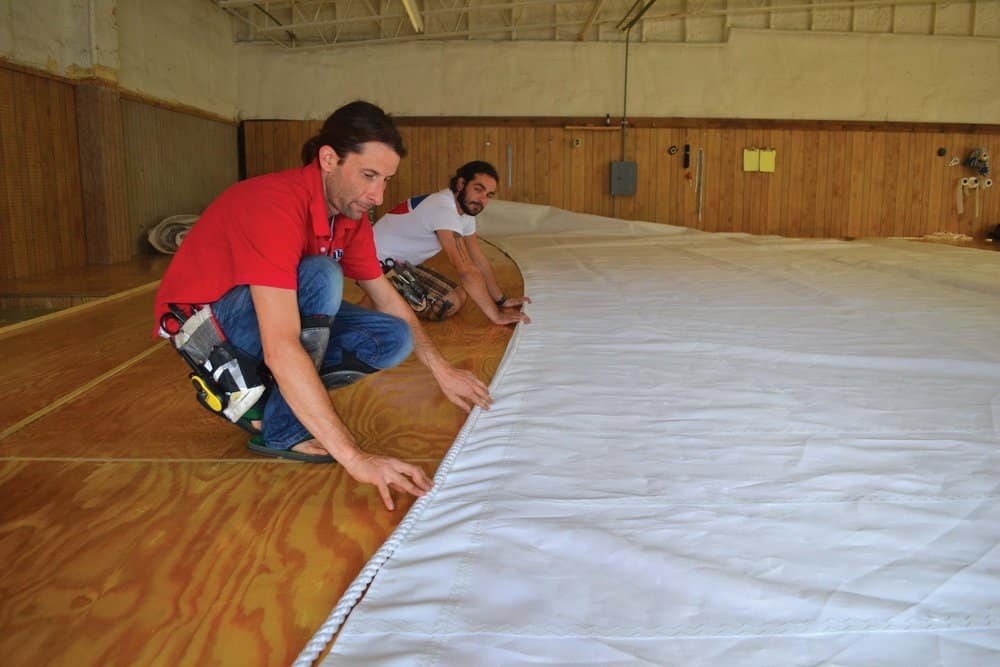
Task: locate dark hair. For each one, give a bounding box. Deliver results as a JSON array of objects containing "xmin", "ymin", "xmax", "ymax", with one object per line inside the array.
[
  {"xmin": 301, "ymin": 100, "xmax": 406, "ymax": 166},
  {"xmin": 449, "ymin": 160, "xmax": 500, "ymax": 192}
]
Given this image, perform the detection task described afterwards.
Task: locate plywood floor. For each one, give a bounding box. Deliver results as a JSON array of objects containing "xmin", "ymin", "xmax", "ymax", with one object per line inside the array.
[{"xmin": 0, "ymin": 244, "xmax": 522, "ymax": 667}]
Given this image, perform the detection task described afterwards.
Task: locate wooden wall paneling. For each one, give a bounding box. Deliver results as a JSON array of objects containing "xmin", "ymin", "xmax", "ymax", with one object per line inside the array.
[
  {"xmin": 663, "ymin": 128, "xmax": 694, "ymax": 226},
  {"xmin": 866, "ymin": 132, "xmax": 889, "ymax": 238},
  {"xmin": 481, "ymin": 127, "xmax": 502, "ymax": 182},
  {"xmin": 242, "ymin": 121, "xmax": 258, "ymax": 178},
  {"xmin": 427, "ymin": 125, "xmax": 442, "ymax": 192},
  {"xmin": 121, "ymin": 101, "xmax": 237, "ymax": 254},
  {"xmin": 780, "ymin": 129, "xmax": 800, "ymax": 237},
  {"xmin": 0, "ymin": 68, "xmax": 28, "ymax": 280},
  {"xmin": 632, "ymin": 128, "xmax": 654, "ymax": 223},
  {"xmin": 531, "ymin": 127, "xmax": 550, "ymax": 207},
  {"xmin": 936, "ymin": 132, "xmax": 964, "ymax": 236},
  {"xmin": 812, "ymin": 130, "xmax": 831, "ymax": 238},
  {"xmin": 613, "ymin": 128, "xmax": 637, "ymax": 222},
  {"xmin": 32, "ymin": 76, "xmax": 61, "ymax": 268},
  {"xmin": 896, "ymin": 132, "xmax": 927, "ymax": 236},
  {"xmin": 716, "ymin": 127, "xmax": 733, "ymax": 232},
  {"xmin": 260, "ymin": 120, "xmax": 278, "ymax": 174},
  {"xmin": 877, "ymin": 133, "xmax": 903, "ymax": 238},
  {"xmin": 436, "ymin": 126, "xmax": 452, "ymax": 189},
  {"xmin": 761, "ymin": 130, "xmax": 781, "ymax": 236},
  {"xmin": 742, "ymin": 128, "xmax": 762, "ymax": 236},
  {"xmin": 439, "ymin": 126, "xmax": 453, "ymax": 188},
  {"xmin": 520, "ymin": 127, "xmax": 536, "ymax": 204},
  {"xmin": 888, "ymin": 132, "xmax": 914, "ymax": 238},
  {"xmin": 780, "ymin": 127, "xmax": 797, "ymax": 236},
  {"xmin": 444, "ymin": 125, "xmax": 463, "ymax": 187},
  {"xmin": 458, "ymin": 125, "xmax": 478, "ymax": 189},
  {"xmin": 50, "ymin": 78, "xmax": 86, "ymax": 269},
  {"xmin": 17, "ymin": 70, "xmax": 51, "ymax": 275},
  {"xmin": 848, "ymin": 130, "xmax": 871, "ymax": 238},
  {"xmin": 914, "ymin": 131, "xmax": 937, "ymax": 238},
  {"xmin": 498, "ymin": 127, "xmax": 513, "ymax": 201},
  {"xmin": 580, "ymin": 130, "xmax": 593, "ymax": 217},
  {"xmin": 0, "ymin": 78, "xmax": 9, "ymax": 279},
  {"xmin": 601, "ymin": 131, "xmax": 618, "ymax": 218},
  {"xmin": 827, "ymin": 132, "xmax": 852, "ymax": 238},
  {"xmin": 650, "ymin": 128, "xmax": 668, "ymax": 224},
  {"xmin": 76, "ymin": 82, "xmax": 132, "ymax": 265},
  {"xmin": 567, "ymin": 129, "xmax": 584, "ymax": 215},
  {"xmin": 241, "ymin": 119, "xmax": 999, "ymax": 241},
  {"xmin": 956, "ymin": 132, "xmax": 973, "ymax": 234},
  {"xmin": 905, "ymin": 132, "xmax": 930, "ymax": 237},
  {"xmin": 702, "ymin": 127, "xmax": 723, "ymax": 232},
  {"xmin": 556, "ymin": 128, "xmax": 572, "ymax": 213},
  {"xmin": 276, "ymin": 120, "xmax": 294, "ymax": 171},
  {"xmin": 979, "ymin": 136, "xmax": 999, "ymax": 234},
  {"xmin": 587, "ymin": 131, "xmax": 601, "ymax": 217},
  {"xmin": 953, "ymin": 131, "xmax": 986, "ymax": 237},
  {"xmin": 411, "ymin": 127, "xmax": 429, "ymax": 195}
]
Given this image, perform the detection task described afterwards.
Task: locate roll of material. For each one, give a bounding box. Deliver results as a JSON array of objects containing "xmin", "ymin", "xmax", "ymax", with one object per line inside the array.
[
  {"xmin": 984, "ymin": 178, "xmax": 994, "ymax": 189},
  {"xmin": 148, "ymin": 214, "xmax": 199, "ymax": 254},
  {"xmin": 960, "ymin": 177, "xmax": 971, "ymax": 187},
  {"xmin": 956, "ymin": 179, "xmax": 965, "ymax": 215},
  {"xmin": 968, "ymin": 176, "xmax": 980, "ymax": 189}
]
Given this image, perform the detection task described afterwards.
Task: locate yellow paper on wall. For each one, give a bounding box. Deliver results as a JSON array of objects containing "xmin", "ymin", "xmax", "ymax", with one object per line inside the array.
[
  {"xmin": 742, "ymin": 148, "xmax": 760, "ymax": 172},
  {"xmin": 759, "ymin": 149, "xmax": 776, "ymax": 173}
]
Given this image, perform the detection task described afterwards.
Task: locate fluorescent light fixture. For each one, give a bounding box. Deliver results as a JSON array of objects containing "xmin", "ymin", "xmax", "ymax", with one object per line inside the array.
[{"xmin": 400, "ymin": 0, "xmax": 424, "ymax": 32}]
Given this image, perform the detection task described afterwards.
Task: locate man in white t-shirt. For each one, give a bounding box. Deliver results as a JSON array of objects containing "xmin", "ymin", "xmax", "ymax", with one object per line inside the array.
[{"xmin": 372, "ymin": 161, "xmax": 531, "ymax": 324}]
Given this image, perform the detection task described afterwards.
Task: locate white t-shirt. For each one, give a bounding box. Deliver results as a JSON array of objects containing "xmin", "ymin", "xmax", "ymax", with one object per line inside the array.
[{"xmin": 373, "ymin": 189, "xmax": 476, "ymax": 265}]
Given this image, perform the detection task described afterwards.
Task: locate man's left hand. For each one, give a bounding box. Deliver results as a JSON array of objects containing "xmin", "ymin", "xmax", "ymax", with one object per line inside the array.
[{"xmin": 435, "ymin": 365, "xmax": 492, "ymax": 412}]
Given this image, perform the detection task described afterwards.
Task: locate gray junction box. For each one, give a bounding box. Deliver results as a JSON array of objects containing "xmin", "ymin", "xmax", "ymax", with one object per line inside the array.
[{"xmin": 610, "ymin": 161, "xmax": 637, "ymax": 196}]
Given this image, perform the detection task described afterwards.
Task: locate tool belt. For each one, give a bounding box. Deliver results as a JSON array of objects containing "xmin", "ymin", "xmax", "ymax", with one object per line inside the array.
[
  {"xmin": 381, "ymin": 259, "xmax": 457, "ymax": 321},
  {"xmin": 161, "ymin": 305, "xmax": 267, "ymax": 424}
]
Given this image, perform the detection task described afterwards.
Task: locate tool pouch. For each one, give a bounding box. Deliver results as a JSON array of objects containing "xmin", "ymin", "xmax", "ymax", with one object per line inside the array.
[
  {"xmin": 169, "ymin": 307, "xmax": 266, "ymax": 423},
  {"xmin": 383, "ymin": 260, "xmax": 429, "ymax": 312}
]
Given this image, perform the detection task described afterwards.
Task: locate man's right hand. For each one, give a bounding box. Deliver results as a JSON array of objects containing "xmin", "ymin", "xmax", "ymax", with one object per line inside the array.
[{"xmin": 341, "ymin": 451, "xmax": 433, "ymax": 510}]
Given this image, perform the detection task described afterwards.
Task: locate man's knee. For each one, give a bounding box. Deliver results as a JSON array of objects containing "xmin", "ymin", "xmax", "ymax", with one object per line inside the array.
[
  {"xmin": 297, "ymin": 256, "xmax": 344, "ymax": 316},
  {"xmin": 384, "ymin": 315, "xmax": 414, "ymax": 365}
]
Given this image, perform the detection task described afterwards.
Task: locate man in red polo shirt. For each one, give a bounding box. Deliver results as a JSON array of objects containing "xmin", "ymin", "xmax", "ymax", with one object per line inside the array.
[{"xmin": 155, "ymin": 101, "xmax": 491, "ymax": 510}]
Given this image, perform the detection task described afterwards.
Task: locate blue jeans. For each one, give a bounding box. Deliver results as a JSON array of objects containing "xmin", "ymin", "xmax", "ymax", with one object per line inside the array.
[{"xmin": 211, "ymin": 256, "xmax": 413, "ymax": 449}]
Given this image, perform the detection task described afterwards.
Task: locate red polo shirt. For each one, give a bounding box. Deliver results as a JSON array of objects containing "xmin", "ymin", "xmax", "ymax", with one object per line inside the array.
[{"xmin": 153, "ymin": 160, "xmax": 381, "ymax": 335}]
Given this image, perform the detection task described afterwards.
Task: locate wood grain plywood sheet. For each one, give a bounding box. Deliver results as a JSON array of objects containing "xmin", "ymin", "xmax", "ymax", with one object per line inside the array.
[
  {"xmin": 0, "ymin": 286, "xmax": 160, "ymax": 433},
  {"xmin": 0, "ymin": 458, "xmax": 429, "ymax": 667}
]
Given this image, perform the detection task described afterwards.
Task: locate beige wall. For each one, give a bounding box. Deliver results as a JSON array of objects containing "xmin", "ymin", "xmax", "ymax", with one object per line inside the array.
[
  {"xmin": 0, "ymin": 1, "xmax": 94, "ymax": 76},
  {"xmin": 117, "ymin": 0, "xmax": 238, "ymax": 119},
  {"xmin": 0, "ymin": 0, "xmax": 238, "ymax": 118},
  {"xmin": 237, "ymin": 29, "xmax": 1000, "ymax": 124}
]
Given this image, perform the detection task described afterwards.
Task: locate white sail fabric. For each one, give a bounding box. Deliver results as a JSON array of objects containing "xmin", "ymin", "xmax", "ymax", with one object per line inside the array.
[{"xmin": 308, "ymin": 201, "xmax": 1000, "ymax": 666}]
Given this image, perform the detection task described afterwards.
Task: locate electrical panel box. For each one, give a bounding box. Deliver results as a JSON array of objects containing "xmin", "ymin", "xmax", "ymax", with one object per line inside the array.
[{"xmin": 610, "ymin": 161, "xmax": 637, "ymax": 196}]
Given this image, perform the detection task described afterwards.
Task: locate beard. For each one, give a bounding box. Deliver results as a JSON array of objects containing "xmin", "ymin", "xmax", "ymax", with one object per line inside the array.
[{"xmin": 457, "ymin": 187, "xmax": 483, "ymax": 216}]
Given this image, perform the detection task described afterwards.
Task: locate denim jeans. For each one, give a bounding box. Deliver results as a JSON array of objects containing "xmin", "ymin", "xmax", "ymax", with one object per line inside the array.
[{"xmin": 211, "ymin": 255, "xmax": 413, "ymax": 449}]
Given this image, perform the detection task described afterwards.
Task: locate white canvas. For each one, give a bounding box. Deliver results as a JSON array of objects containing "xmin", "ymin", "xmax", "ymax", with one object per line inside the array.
[{"xmin": 299, "ymin": 201, "xmax": 1000, "ymax": 667}]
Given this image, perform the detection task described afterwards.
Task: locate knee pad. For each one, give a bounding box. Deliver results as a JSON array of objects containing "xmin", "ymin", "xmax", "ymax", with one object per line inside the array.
[
  {"xmin": 319, "ymin": 350, "xmax": 379, "ymax": 390},
  {"xmin": 300, "ymin": 314, "xmax": 334, "ymax": 370}
]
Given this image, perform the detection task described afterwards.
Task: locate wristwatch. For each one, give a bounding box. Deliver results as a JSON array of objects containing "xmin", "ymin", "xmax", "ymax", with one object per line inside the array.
[{"xmin": 495, "ymin": 295, "xmax": 507, "ymax": 307}]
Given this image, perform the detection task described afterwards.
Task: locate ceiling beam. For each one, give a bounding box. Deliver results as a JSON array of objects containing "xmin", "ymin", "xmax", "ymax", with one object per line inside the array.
[{"xmin": 577, "ymin": 0, "xmax": 606, "ymax": 40}]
